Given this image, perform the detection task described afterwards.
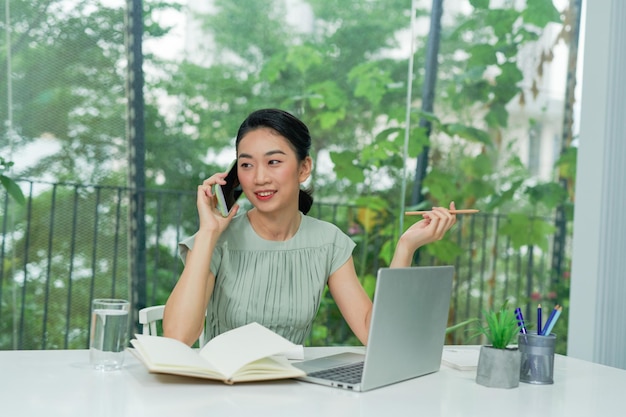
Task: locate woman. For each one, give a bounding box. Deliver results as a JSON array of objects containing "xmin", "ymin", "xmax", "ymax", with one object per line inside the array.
[{"xmin": 163, "ymin": 108, "xmax": 457, "ymax": 346}]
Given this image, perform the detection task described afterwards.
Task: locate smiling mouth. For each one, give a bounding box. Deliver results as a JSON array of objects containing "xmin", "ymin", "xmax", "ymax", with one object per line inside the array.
[{"xmin": 256, "ymin": 191, "xmax": 275, "ymax": 199}]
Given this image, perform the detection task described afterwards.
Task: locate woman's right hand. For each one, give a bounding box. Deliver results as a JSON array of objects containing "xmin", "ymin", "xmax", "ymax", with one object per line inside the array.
[{"xmin": 197, "ymin": 173, "xmax": 239, "ymax": 235}]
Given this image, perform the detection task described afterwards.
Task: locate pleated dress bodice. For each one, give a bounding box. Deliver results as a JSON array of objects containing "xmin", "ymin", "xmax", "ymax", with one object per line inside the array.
[{"xmin": 179, "ymin": 212, "xmax": 355, "ymax": 344}]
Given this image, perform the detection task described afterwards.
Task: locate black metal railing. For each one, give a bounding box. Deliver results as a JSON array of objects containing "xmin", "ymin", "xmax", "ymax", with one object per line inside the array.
[{"xmin": 0, "ymin": 179, "xmax": 570, "ymax": 349}]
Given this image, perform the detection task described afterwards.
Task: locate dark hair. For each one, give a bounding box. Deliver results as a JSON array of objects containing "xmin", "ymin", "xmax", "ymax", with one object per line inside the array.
[{"xmin": 235, "ymin": 108, "xmax": 314, "ymax": 214}]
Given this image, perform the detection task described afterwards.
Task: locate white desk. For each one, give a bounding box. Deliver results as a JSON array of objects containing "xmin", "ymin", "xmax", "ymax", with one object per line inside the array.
[{"xmin": 1, "ymin": 346, "xmax": 624, "ymax": 417}]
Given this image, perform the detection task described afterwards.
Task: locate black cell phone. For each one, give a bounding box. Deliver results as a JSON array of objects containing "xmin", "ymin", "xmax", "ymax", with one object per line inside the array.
[{"xmin": 213, "ymin": 160, "xmax": 242, "ymax": 217}]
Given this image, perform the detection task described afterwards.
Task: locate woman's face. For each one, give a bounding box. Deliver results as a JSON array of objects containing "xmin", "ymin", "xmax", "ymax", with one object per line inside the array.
[{"xmin": 236, "ymin": 127, "xmax": 311, "ymax": 214}]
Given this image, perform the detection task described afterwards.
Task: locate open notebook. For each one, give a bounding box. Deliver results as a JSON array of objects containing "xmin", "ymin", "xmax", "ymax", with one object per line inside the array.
[{"xmin": 293, "ymin": 266, "xmax": 454, "ymax": 392}]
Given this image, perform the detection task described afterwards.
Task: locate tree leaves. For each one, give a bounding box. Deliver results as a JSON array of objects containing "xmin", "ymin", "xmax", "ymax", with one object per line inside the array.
[
  {"xmin": 0, "ymin": 175, "xmax": 26, "ymax": 205},
  {"xmin": 523, "ymin": 0, "xmax": 562, "ymax": 28},
  {"xmin": 469, "ymin": 0, "xmax": 490, "ymax": 10},
  {"xmin": 441, "ymin": 124, "xmax": 492, "ymax": 146},
  {"xmin": 348, "ymin": 62, "xmax": 394, "ymax": 107},
  {"xmin": 329, "ymin": 150, "xmax": 365, "ymax": 183},
  {"xmin": 0, "ymin": 158, "xmax": 25, "ymax": 205},
  {"xmin": 499, "ymin": 213, "xmax": 555, "ymax": 251},
  {"xmin": 468, "ymin": 44, "xmax": 498, "ymax": 69}
]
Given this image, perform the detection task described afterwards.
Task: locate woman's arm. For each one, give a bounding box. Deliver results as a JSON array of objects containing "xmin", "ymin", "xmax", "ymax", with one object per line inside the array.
[
  {"xmin": 162, "ymin": 229, "xmax": 218, "ymax": 346},
  {"xmin": 328, "ymin": 257, "xmax": 373, "ymax": 346},
  {"xmin": 163, "ymin": 176, "xmax": 238, "ymax": 346}
]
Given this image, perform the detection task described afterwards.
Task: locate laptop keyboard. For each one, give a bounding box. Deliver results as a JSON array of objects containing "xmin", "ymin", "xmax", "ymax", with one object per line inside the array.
[{"xmin": 308, "ymin": 361, "xmax": 364, "ymax": 384}]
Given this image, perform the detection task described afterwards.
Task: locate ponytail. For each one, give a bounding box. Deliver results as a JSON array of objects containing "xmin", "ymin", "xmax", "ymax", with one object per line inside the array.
[{"xmin": 299, "ymin": 188, "xmax": 314, "ymax": 214}]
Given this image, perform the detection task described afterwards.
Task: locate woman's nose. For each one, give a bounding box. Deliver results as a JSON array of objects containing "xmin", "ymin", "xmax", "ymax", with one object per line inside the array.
[{"xmin": 253, "ymin": 166, "xmax": 269, "ymax": 184}]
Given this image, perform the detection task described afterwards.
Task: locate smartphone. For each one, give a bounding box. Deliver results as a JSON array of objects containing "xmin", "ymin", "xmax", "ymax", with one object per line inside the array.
[{"xmin": 213, "ymin": 160, "xmax": 242, "ymax": 217}]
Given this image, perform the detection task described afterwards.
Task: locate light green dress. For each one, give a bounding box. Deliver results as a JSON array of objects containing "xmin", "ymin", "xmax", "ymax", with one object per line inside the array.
[{"xmin": 179, "ymin": 212, "xmax": 356, "ymax": 344}]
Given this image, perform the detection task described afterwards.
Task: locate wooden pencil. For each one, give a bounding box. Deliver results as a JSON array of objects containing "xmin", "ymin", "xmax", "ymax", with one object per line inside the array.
[{"xmin": 404, "ymin": 209, "xmax": 480, "ymax": 216}]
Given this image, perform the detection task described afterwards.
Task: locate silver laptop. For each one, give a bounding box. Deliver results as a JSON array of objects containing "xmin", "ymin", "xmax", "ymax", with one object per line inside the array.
[{"xmin": 293, "ymin": 266, "xmax": 454, "ymax": 392}]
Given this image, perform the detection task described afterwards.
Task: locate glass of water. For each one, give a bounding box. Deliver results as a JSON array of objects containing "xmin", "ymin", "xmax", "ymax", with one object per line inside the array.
[{"xmin": 90, "ymin": 298, "xmax": 130, "ymax": 371}]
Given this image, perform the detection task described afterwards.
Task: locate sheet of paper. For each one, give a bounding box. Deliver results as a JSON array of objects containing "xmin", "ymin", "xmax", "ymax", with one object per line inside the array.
[
  {"xmin": 441, "ymin": 346, "xmax": 480, "ymax": 371},
  {"xmin": 199, "ymin": 322, "xmax": 298, "ymax": 378},
  {"xmin": 281, "ymin": 344, "xmax": 304, "ymax": 360},
  {"xmin": 132, "ymin": 335, "xmax": 213, "ymax": 370}
]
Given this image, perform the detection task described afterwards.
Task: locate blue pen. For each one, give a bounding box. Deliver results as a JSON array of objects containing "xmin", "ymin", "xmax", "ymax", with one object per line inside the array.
[
  {"xmin": 515, "ymin": 307, "xmax": 527, "ymax": 334},
  {"xmin": 537, "ymin": 304, "xmax": 542, "ymax": 335},
  {"xmin": 542, "ymin": 306, "xmax": 562, "ymax": 336},
  {"xmin": 541, "ymin": 305, "xmax": 559, "ymax": 335}
]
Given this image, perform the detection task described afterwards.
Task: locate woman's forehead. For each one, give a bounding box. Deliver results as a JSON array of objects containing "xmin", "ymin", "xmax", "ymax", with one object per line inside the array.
[{"xmin": 237, "ymin": 128, "xmax": 295, "ymax": 156}]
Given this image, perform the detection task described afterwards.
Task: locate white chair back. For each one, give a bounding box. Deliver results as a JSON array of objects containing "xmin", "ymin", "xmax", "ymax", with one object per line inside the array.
[{"xmin": 138, "ymin": 305, "xmax": 206, "ymax": 347}]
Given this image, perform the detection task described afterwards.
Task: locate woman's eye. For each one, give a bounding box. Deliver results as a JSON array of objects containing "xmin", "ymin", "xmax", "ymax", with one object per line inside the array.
[{"xmin": 268, "ymin": 160, "xmax": 281, "ymax": 165}]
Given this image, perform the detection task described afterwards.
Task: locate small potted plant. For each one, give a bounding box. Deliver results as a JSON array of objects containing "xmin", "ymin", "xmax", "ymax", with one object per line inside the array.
[{"xmin": 473, "ymin": 300, "xmax": 522, "ymax": 388}]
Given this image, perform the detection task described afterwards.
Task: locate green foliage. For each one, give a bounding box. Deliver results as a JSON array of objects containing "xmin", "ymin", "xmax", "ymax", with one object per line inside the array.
[
  {"xmin": 441, "ymin": 123, "xmax": 492, "ymax": 147},
  {"xmin": 2, "ymin": 0, "xmax": 575, "ymax": 349},
  {"xmin": 329, "ymin": 151, "xmax": 365, "ymax": 183},
  {"xmin": 522, "ymin": 0, "xmax": 562, "ymax": 28},
  {"xmin": 499, "ymin": 213, "xmax": 555, "ymax": 251},
  {"xmin": 555, "ymin": 146, "xmax": 578, "ymax": 180},
  {"xmin": 446, "ymin": 318, "xmax": 479, "ymax": 335},
  {"xmin": 348, "ymin": 62, "xmax": 394, "ymax": 106},
  {"xmin": 0, "ymin": 158, "xmax": 25, "ymax": 205},
  {"xmin": 473, "ymin": 301, "xmax": 520, "ymax": 349}
]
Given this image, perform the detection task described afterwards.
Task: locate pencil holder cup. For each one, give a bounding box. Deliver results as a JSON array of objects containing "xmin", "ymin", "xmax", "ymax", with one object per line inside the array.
[{"xmin": 518, "ymin": 332, "xmax": 556, "ymax": 384}]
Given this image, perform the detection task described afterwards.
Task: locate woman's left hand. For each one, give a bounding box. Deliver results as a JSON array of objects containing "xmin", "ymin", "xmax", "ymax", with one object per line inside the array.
[{"xmin": 398, "ymin": 201, "xmax": 458, "ymax": 254}]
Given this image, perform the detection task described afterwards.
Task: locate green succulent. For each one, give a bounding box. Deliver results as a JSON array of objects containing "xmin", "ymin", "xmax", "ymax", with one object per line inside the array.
[{"xmin": 473, "ymin": 300, "xmax": 520, "ymax": 349}]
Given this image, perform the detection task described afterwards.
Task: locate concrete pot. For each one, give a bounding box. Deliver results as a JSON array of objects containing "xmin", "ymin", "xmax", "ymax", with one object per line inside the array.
[{"xmin": 475, "ymin": 345, "xmax": 521, "ymax": 389}]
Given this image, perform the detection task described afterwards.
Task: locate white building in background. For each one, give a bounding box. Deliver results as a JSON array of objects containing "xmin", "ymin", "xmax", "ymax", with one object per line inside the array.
[{"xmin": 508, "ymin": 13, "xmax": 573, "ymax": 182}]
